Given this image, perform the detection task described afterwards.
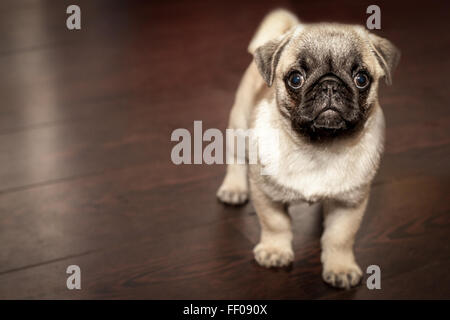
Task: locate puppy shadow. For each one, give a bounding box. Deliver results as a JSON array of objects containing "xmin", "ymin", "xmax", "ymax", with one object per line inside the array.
[
  {"xmin": 251, "ymin": 260, "xmax": 295, "ymax": 273},
  {"xmin": 289, "ymin": 201, "xmax": 324, "ymax": 240}
]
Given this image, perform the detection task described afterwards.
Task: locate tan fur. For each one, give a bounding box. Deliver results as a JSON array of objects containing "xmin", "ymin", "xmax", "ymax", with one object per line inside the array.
[
  {"xmin": 217, "ymin": 9, "xmax": 398, "ymax": 289},
  {"xmin": 248, "ymin": 9, "xmax": 300, "ymax": 54}
]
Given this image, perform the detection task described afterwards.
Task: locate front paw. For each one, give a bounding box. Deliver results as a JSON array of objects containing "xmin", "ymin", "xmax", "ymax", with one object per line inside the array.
[
  {"xmin": 253, "ymin": 243, "xmax": 294, "ymax": 268},
  {"xmin": 322, "ymin": 263, "xmax": 362, "ymax": 289}
]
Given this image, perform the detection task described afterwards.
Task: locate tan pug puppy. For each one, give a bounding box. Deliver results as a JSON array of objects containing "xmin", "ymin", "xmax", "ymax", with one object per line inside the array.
[{"xmin": 217, "ymin": 9, "xmax": 400, "ymax": 289}]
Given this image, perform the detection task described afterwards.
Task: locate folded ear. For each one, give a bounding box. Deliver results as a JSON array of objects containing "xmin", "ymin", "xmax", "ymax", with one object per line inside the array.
[
  {"xmin": 368, "ymin": 33, "xmax": 401, "ymax": 85},
  {"xmin": 254, "ymin": 33, "xmax": 292, "ymax": 87}
]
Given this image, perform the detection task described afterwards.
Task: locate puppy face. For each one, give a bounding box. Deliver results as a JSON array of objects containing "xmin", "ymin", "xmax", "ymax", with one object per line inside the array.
[{"xmin": 255, "ymin": 24, "xmax": 400, "ymax": 141}]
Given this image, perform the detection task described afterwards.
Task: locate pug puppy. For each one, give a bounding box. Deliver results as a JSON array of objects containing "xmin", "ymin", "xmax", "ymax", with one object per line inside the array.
[{"xmin": 217, "ymin": 9, "xmax": 400, "ymax": 289}]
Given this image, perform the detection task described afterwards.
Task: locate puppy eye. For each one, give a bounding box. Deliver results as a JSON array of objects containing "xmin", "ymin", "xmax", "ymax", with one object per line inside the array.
[
  {"xmin": 354, "ymin": 72, "xmax": 369, "ymax": 89},
  {"xmin": 287, "ymin": 71, "xmax": 304, "ymax": 89}
]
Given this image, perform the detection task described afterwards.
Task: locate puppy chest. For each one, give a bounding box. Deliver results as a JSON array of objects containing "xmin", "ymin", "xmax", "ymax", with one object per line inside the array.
[{"xmin": 258, "ymin": 150, "xmax": 374, "ymax": 203}]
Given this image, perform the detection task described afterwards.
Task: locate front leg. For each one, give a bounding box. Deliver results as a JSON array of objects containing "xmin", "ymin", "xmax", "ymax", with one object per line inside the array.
[
  {"xmin": 250, "ymin": 179, "xmax": 293, "ymax": 268},
  {"xmin": 321, "ymin": 194, "xmax": 369, "ymax": 289}
]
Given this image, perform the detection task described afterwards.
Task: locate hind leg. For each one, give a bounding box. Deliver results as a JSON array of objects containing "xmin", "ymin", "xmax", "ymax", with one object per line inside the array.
[
  {"xmin": 217, "ymin": 63, "xmax": 262, "ymax": 205},
  {"xmin": 217, "ymin": 162, "xmax": 248, "ymax": 205},
  {"xmin": 217, "ymin": 107, "xmax": 249, "ymax": 205}
]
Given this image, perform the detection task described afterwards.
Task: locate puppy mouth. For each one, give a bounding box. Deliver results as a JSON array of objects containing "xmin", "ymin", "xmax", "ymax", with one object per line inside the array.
[{"xmin": 312, "ymin": 108, "xmax": 347, "ymax": 130}]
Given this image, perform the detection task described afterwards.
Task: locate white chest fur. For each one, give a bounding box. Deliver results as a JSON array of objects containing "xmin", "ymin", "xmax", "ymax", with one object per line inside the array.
[{"xmin": 253, "ymin": 99, "xmax": 385, "ymax": 203}]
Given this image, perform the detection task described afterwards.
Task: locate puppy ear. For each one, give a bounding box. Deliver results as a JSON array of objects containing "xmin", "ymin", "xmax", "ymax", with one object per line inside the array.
[
  {"xmin": 368, "ymin": 33, "xmax": 401, "ymax": 85},
  {"xmin": 254, "ymin": 33, "xmax": 292, "ymax": 87}
]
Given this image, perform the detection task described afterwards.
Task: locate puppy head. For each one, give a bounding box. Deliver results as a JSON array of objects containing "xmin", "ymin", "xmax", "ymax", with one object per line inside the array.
[{"xmin": 254, "ymin": 24, "xmax": 400, "ymax": 141}]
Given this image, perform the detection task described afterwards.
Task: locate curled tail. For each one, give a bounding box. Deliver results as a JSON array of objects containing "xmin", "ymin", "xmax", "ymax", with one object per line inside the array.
[{"xmin": 248, "ymin": 9, "xmax": 300, "ymax": 55}]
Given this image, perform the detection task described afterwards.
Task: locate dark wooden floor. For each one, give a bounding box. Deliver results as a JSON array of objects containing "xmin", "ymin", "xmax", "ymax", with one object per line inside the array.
[{"xmin": 0, "ymin": 0, "xmax": 449, "ymax": 299}]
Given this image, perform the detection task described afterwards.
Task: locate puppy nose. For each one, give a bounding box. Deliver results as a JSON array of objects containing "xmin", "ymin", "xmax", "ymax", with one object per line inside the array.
[{"xmin": 320, "ymin": 80, "xmax": 339, "ymax": 96}]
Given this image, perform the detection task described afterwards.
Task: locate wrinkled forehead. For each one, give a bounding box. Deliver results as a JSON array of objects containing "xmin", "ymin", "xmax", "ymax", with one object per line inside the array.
[{"xmin": 279, "ymin": 24, "xmax": 377, "ymax": 72}]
